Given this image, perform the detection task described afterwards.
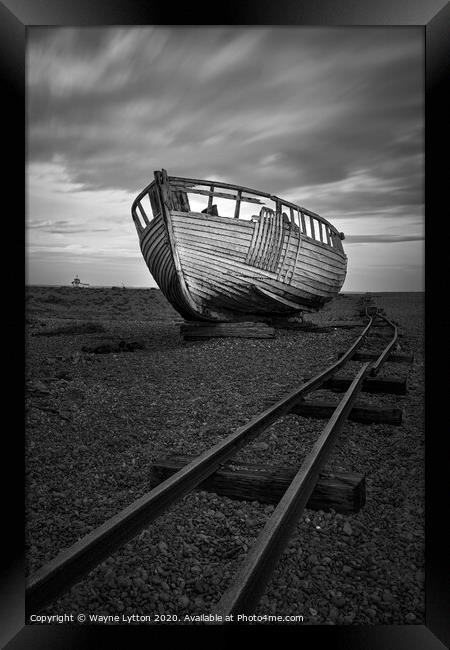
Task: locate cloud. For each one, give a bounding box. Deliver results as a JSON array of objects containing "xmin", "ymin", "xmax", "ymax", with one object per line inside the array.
[
  {"xmin": 27, "ymin": 27, "xmax": 423, "ymax": 194},
  {"xmin": 345, "ymin": 234, "xmax": 424, "ymax": 244},
  {"xmin": 26, "ymin": 218, "xmax": 109, "ymax": 233},
  {"xmin": 26, "ymin": 27, "xmax": 424, "ymax": 290}
]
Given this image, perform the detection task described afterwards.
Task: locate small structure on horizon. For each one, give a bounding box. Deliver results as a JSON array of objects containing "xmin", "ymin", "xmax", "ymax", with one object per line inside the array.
[{"xmin": 71, "ymin": 275, "xmax": 90, "ymax": 288}]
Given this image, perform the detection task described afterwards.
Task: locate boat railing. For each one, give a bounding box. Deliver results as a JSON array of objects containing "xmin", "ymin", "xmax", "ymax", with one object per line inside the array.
[
  {"xmin": 132, "ymin": 174, "xmax": 345, "ymax": 254},
  {"xmin": 131, "ymin": 180, "xmax": 161, "ymax": 235},
  {"xmin": 169, "ymin": 176, "xmax": 345, "ymax": 254}
]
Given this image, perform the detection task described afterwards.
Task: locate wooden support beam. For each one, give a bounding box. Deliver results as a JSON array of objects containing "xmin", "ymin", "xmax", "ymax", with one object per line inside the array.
[
  {"xmin": 136, "ymin": 201, "xmax": 149, "ymax": 226},
  {"xmin": 319, "ymin": 374, "xmax": 407, "ymax": 395},
  {"xmin": 180, "ymin": 322, "xmax": 275, "ymax": 340},
  {"xmin": 300, "ymin": 211, "xmax": 306, "ymax": 234},
  {"xmin": 234, "ymin": 189, "xmax": 242, "ymax": 219},
  {"xmin": 290, "ymin": 399, "xmax": 402, "ymax": 425},
  {"xmin": 339, "ymin": 349, "xmax": 414, "ymax": 363},
  {"xmin": 151, "ymin": 455, "xmax": 366, "ymax": 514},
  {"xmin": 207, "ymin": 185, "xmax": 214, "ymax": 212},
  {"xmin": 369, "ymin": 330, "xmax": 404, "ymax": 339}
]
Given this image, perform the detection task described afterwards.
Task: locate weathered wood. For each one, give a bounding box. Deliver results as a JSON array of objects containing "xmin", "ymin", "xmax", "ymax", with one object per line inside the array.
[
  {"xmin": 369, "ymin": 329, "xmax": 404, "ymax": 339},
  {"xmin": 291, "ymin": 214, "xmax": 303, "ymax": 282},
  {"xmin": 207, "ymin": 185, "xmax": 214, "ymax": 212},
  {"xmin": 151, "ymin": 455, "xmax": 366, "ymax": 514},
  {"xmin": 320, "ymin": 374, "xmax": 407, "ymax": 395},
  {"xmin": 171, "ymin": 185, "xmax": 263, "ymax": 205},
  {"xmin": 300, "ymin": 211, "xmax": 306, "ymax": 235},
  {"xmin": 136, "ymin": 201, "xmax": 149, "ymax": 226},
  {"xmin": 135, "ymin": 170, "xmax": 347, "ymax": 322},
  {"xmin": 339, "ymin": 349, "xmax": 414, "ymax": 363},
  {"xmin": 290, "ymin": 399, "xmax": 402, "ymax": 424},
  {"xmin": 180, "ymin": 321, "xmax": 275, "ymax": 339},
  {"xmin": 318, "ymin": 221, "xmax": 324, "ymax": 243},
  {"xmin": 234, "ymin": 189, "xmax": 242, "ymax": 219},
  {"xmin": 254, "ymin": 286, "xmax": 305, "ymax": 311},
  {"xmin": 278, "ymin": 210, "xmax": 295, "ymax": 281},
  {"xmin": 169, "ymin": 175, "xmax": 337, "ymax": 229}
]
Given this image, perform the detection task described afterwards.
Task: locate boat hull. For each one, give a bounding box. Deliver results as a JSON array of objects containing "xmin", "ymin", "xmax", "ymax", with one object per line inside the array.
[{"xmin": 138, "ymin": 209, "xmax": 347, "ymax": 322}]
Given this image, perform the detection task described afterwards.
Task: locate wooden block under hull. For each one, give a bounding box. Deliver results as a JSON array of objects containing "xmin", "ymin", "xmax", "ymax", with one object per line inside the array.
[
  {"xmin": 180, "ymin": 321, "xmax": 275, "ymax": 339},
  {"xmin": 151, "ymin": 455, "xmax": 366, "ymax": 513}
]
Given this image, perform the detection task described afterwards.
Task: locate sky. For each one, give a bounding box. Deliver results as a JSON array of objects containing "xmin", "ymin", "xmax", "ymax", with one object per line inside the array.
[{"xmin": 26, "ymin": 27, "xmax": 424, "ymax": 291}]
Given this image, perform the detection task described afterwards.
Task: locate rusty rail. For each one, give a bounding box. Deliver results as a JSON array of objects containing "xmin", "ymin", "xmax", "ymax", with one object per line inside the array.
[{"xmin": 26, "ymin": 310, "xmax": 402, "ymax": 616}]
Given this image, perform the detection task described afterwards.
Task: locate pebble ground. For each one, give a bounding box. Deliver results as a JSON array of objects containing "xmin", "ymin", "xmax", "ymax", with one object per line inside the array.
[{"xmin": 25, "ymin": 288, "xmax": 424, "ymax": 625}]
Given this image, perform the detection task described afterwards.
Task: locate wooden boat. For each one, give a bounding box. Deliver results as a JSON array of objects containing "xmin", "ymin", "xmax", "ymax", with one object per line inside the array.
[{"xmin": 132, "ymin": 169, "xmax": 347, "ymax": 322}]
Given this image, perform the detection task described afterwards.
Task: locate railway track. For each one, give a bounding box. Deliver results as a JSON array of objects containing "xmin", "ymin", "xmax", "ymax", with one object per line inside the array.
[{"xmin": 26, "ymin": 304, "xmax": 408, "ymax": 620}]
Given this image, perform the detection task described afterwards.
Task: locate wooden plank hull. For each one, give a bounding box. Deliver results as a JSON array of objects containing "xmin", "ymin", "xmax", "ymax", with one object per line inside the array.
[
  {"xmin": 138, "ymin": 209, "xmax": 347, "ymax": 322},
  {"xmin": 139, "ymin": 216, "xmax": 204, "ymax": 320}
]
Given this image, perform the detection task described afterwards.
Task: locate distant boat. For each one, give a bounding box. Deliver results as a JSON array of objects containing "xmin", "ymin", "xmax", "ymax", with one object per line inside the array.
[{"xmin": 132, "ymin": 169, "xmax": 347, "ymax": 322}]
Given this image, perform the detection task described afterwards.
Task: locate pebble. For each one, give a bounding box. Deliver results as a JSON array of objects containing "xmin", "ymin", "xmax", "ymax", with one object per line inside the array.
[
  {"xmin": 333, "ymin": 597, "xmax": 346, "ymax": 608},
  {"xmin": 26, "ymin": 292, "xmax": 424, "ymax": 625},
  {"xmin": 253, "ymin": 442, "xmax": 269, "ymax": 451},
  {"xmin": 343, "ymin": 522, "xmax": 353, "ymax": 535},
  {"xmin": 158, "ymin": 592, "xmax": 170, "ymax": 602}
]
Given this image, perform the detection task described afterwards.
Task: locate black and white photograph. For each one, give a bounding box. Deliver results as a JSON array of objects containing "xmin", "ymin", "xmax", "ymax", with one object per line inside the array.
[{"xmin": 20, "ymin": 19, "xmax": 434, "ymax": 635}]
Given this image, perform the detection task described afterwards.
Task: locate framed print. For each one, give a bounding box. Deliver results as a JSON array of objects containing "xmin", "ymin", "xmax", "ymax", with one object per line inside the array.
[{"xmin": 2, "ymin": 0, "xmax": 449, "ymax": 648}]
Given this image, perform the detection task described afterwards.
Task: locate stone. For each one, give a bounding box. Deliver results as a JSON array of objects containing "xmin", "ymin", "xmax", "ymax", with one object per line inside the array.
[
  {"xmin": 343, "ymin": 522, "xmax": 353, "ymax": 535},
  {"xmin": 334, "ymin": 597, "xmax": 346, "ymax": 608},
  {"xmin": 253, "ymin": 442, "xmax": 269, "ymax": 451}
]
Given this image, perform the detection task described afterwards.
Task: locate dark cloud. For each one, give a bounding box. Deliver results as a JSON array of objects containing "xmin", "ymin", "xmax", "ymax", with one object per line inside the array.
[
  {"xmin": 26, "ymin": 27, "xmax": 424, "ymax": 289},
  {"xmin": 27, "ymin": 27, "xmax": 423, "ymax": 198}
]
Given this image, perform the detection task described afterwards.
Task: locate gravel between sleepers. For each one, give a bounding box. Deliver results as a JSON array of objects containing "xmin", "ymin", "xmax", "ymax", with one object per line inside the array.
[{"xmin": 25, "ymin": 291, "xmax": 424, "ymax": 625}]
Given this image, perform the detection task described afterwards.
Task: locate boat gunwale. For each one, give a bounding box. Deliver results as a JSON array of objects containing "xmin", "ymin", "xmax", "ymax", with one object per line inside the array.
[{"xmin": 132, "ymin": 175, "xmax": 345, "ymax": 244}]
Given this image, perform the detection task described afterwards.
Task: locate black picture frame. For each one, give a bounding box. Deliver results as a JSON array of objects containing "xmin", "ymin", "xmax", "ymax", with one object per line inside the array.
[{"xmin": 3, "ymin": 0, "xmax": 449, "ymax": 647}]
